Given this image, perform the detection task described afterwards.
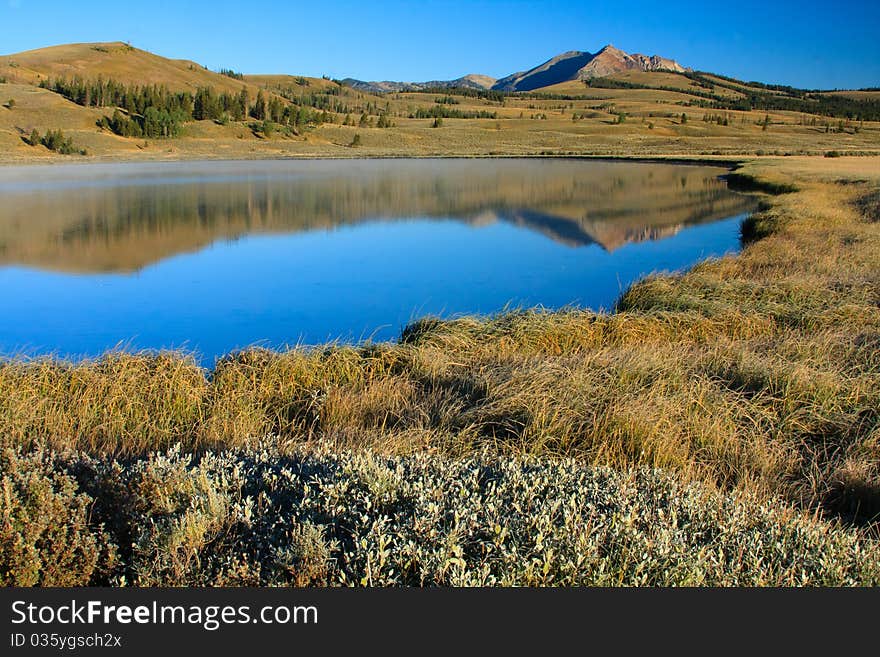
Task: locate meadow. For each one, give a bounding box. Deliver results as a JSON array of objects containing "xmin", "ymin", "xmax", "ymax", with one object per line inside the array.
[{"xmin": 1, "ymin": 43, "xmax": 879, "ymax": 163}]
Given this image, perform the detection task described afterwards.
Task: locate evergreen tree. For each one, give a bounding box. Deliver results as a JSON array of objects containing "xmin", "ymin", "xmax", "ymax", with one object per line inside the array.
[
  {"xmin": 235, "ymin": 89, "xmax": 249, "ymax": 121},
  {"xmin": 251, "ymin": 90, "xmax": 267, "ymax": 120}
]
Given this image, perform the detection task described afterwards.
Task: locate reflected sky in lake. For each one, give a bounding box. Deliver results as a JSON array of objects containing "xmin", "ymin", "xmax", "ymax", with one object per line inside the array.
[{"xmin": 0, "ymin": 158, "xmax": 756, "ymax": 363}]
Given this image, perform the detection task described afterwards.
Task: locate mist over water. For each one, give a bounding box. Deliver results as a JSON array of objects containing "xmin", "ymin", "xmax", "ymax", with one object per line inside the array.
[{"xmin": 0, "ymin": 158, "xmax": 756, "ymax": 363}]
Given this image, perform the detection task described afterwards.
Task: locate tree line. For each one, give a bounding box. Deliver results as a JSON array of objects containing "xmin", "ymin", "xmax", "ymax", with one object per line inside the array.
[
  {"xmin": 411, "ymin": 105, "xmax": 497, "ymax": 119},
  {"xmin": 583, "ymin": 72, "xmax": 880, "ymax": 121},
  {"xmin": 40, "ymin": 76, "xmax": 337, "ymax": 139}
]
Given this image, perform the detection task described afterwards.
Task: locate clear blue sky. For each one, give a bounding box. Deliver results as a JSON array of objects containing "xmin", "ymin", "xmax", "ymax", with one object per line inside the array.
[{"xmin": 2, "ymin": 0, "xmax": 879, "ymax": 89}]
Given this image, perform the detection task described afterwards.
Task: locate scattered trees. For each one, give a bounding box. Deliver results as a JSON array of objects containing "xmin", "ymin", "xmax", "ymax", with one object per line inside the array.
[
  {"xmin": 413, "ymin": 105, "xmax": 496, "ymax": 120},
  {"xmin": 43, "ymin": 75, "xmax": 330, "ymax": 139},
  {"xmin": 27, "ymin": 128, "xmax": 84, "ymax": 155},
  {"xmin": 100, "ymin": 107, "xmax": 185, "ymax": 138},
  {"xmin": 703, "ymin": 113, "xmax": 731, "ymax": 126}
]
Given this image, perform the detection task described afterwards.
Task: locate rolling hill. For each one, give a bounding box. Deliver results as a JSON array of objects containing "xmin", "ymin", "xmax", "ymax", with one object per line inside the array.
[
  {"xmin": 0, "ymin": 42, "xmax": 261, "ymax": 95},
  {"xmin": 0, "ymin": 40, "xmax": 877, "ymax": 164},
  {"xmin": 341, "ymin": 74, "xmax": 497, "ymax": 94}
]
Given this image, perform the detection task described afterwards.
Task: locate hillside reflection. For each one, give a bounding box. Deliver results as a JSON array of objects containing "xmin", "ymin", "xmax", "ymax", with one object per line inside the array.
[{"xmin": 0, "ymin": 159, "xmax": 756, "ymax": 273}]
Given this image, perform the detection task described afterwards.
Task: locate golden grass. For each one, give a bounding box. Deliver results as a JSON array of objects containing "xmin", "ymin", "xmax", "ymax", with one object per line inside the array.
[
  {"xmin": 1, "ymin": 42, "xmax": 261, "ymax": 95},
  {"xmin": 1, "ymin": 157, "xmax": 878, "ymax": 524}
]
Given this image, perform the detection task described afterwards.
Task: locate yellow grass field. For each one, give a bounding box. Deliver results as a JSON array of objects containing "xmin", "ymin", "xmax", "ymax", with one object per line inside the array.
[{"xmin": 1, "ymin": 42, "xmax": 877, "ymax": 164}]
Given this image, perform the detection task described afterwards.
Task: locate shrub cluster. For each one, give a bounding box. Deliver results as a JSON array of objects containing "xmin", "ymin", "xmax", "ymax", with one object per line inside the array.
[
  {"xmin": 27, "ymin": 128, "xmax": 85, "ymax": 155},
  {"xmin": 3, "ymin": 442, "xmax": 877, "ymax": 586}
]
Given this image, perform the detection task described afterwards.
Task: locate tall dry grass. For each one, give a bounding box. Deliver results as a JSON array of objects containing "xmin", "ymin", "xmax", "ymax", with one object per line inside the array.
[{"xmin": 1, "ymin": 164, "xmax": 878, "ymax": 525}]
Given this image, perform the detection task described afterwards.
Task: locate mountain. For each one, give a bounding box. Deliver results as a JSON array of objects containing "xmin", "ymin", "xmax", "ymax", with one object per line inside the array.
[
  {"xmin": 492, "ymin": 45, "xmax": 688, "ymax": 92},
  {"xmin": 492, "ymin": 50, "xmax": 596, "ymax": 92},
  {"xmin": 576, "ymin": 45, "xmax": 687, "ymax": 79},
  {"xmin": 344, "ymin": 45, "xmax": 688, "ymax": 94},
  {"xmin": 341, "ymin": 73, "xmax": 496, "ymax": 94},
  {"xmin": 3, "ymin": 41, "xmax": 684, "ymax": 97}
]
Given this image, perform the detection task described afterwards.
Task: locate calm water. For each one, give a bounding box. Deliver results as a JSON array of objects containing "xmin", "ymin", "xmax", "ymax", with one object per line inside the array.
[{"xmin": 0, "ymin": 158, "xmax": 756, "ymax": 363}]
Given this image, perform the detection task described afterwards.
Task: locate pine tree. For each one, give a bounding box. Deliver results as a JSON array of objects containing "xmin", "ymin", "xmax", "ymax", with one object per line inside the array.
[
  {"xmin": 235, "ymin": 89, "xmax": 249, "ymax": 121},
  {"xmin": 252, "ymin": 90, "xmax": 267, "ymax": 120}
]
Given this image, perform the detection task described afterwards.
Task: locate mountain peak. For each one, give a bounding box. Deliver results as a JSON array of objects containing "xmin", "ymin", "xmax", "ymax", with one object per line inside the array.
[
  {"xmin": 491, "ymin": 45, "xmax": 687, "ymax": 91},
  {"xmin": 344, "ymin": 44, "xmax": 687, "ymax": 95},
  {"xmin": 584, "ymin": 44, "xmax": 688, "ymax": 78}
]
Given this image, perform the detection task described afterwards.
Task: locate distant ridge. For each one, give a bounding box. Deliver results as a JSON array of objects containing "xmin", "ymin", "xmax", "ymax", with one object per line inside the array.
[
  {"xmin": 341, "ymin": 74, "xmax": 497, "ymax": 94},
  {"xmin": 492, "ymin": 45, "xmax": 689, "ymax": 92},
  {"xmin": 491, "ymin": 50, "xmax": 596, "ymax": 92},
  {"xmin": 342, "ymin": 45, "xmax": 687, "ymax": 94}
]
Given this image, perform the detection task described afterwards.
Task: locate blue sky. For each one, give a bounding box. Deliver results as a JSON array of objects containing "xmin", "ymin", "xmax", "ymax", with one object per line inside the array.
[{"xmin": 2, "ymin": 0, "xmax": 879, "ymax": 89}]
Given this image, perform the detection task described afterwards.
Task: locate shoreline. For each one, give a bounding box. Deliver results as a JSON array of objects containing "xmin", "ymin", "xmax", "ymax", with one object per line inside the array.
[
  {"xmin": 0, "ymin": 155, "xmax": 758, "ymax": 367},
  {"xmin": 3, "ymin": 154, "xmax": 880, "ymax": 586},
  {"xmin": 0, "ymin": 151, "xmax": 753, "ymax": 170}
]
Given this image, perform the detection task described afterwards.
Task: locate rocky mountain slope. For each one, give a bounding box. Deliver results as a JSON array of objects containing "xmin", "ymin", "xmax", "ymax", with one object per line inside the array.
[
  {"xmin": 343, "ymin": 45, "xmax": 687, "ymax": 94},
  {"xmin": 493, "ymin": 45, "xmax": 688, "ymax": 91}
]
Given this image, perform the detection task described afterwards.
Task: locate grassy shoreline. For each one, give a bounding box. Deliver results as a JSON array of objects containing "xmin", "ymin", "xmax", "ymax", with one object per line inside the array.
[
  {"xmin": 0, "ymin": 151, "xmax": 753, "ymax": 171},
  {"xmin": 3, "ymin": 155, "xmax": 880, "ymax": 585},
  {"xmin": 2, "ymin": 150, "xmax": 879, "ymax": 170}
]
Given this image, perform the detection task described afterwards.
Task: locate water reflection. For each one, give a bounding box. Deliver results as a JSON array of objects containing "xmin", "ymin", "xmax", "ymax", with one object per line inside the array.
[
  {"xmin": 0, "ymin": 159, "xmax": 755, "ymax": 273},
  {"xmin": 0, "ymin": 159, "xmax": 756, "ymax": 361}
]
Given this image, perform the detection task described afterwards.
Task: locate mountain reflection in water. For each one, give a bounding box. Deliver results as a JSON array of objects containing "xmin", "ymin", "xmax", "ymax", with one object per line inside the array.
[
  {"xmin": 0, "ymin": 159, "xmax": 757, "ymax": 361},
  {"xmin": 0, "ymin": 159, "xmax": 756, "ymax": 273}
]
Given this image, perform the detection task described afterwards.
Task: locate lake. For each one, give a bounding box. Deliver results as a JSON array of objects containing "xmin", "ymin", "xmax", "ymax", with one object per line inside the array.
[{"xmin": 0, "ymin": 158, "xmax": 756, "ymax": 364}]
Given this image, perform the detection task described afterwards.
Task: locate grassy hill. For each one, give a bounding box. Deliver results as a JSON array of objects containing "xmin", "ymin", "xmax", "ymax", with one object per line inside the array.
[
  {"xmin": 0, "ymin": 42, "xmax": 877, "ymax": 164},
  {"xmin": 0, "ymin": 42, "xmax": 256, "ymax": 94}
]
